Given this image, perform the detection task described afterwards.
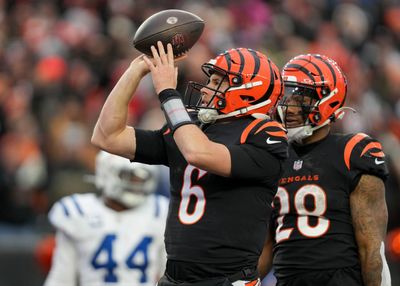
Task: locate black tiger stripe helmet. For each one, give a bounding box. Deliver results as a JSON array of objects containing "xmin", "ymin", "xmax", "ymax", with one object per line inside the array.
[
  {"xmin": 280, "ymin": 54, "xmax": 348, "ymax": 126},
  {"xmin": 187, "ymin": 48, "xmax": 283, "ymax": 117}
]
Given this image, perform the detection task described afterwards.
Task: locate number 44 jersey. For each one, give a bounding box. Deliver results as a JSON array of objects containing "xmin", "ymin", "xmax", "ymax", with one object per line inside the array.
[
  {"xmin": 271, "ymin": 133, "xmax": 389, "ymax": 279},
  {"xmin": 44, "ymin": 193, "xmax": 169, "ymax": 286}
]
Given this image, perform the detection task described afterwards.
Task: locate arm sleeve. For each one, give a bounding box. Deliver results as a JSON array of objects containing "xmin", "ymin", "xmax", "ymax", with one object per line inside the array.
[
  {"xmin": 134, "ymin": 128, "xmax": 169, "ymax": 165},
  {"xmin": 44, "ymin": 231, "xmax": 78, "ymax": 286}
]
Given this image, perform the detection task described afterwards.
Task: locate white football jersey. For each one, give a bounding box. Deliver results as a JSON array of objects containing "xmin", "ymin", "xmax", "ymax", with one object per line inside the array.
[{"xmin": 44, "ymin": 193, "xmax": 169, "ymax": 286}]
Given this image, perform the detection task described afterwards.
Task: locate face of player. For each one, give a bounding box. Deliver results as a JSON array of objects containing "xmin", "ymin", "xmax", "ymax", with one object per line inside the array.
[
  {"xmin": 280, "ymin": 85, "xmax": 318, "ymax": 128},
  {"xmin": 199, "ymin": 73, "xmax": 229, "ymax": 108}
]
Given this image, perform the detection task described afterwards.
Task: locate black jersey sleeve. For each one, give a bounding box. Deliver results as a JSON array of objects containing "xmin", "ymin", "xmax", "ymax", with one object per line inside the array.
[
  {"xmin": 134, "ymin": 126, "xmax": 169, "ymax": 165},
  {"xmin": 228, "ymin": 119, "xmax": 289, "ymax": 181},
  {"xmin": 344, "ymin": 133, "xmax": 389, "ymax": 189}
]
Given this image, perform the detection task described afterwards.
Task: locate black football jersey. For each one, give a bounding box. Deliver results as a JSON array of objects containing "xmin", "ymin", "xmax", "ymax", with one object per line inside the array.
[
  {"xmin": 271, "ymin": 132, "xmax": 389, "ymax": 279},
  {"xmin": 134, "ymin": 116, "xmax": 288, "ymax": 275}
]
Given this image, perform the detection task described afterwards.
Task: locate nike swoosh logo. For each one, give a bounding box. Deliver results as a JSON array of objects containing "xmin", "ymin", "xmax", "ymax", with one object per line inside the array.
[
  {"xmin": 375, "ymin": 158, "xmax": 385, "ymax": 165},
  {"xmin": 266, "ymin": 137, "xmax": 281, "ymax": 144}
]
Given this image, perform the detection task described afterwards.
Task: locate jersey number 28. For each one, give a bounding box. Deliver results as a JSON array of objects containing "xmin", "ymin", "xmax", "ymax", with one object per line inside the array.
[{"xmin": 274, "ymin": 185, "xmax": 330, "ymax": 243}]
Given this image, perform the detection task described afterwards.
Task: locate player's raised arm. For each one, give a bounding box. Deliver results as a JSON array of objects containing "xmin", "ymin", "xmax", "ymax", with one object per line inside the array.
[
  {"xmin": 91, "ymin": 55, "xmax": 150, "ymax": 160},
  {"xmin": 351, "ymin": 174, "xmax": 391, "ymax": 286},
  {"xmin": 143, "ymin": 41, "xmax": 231, "ymax": 176}
]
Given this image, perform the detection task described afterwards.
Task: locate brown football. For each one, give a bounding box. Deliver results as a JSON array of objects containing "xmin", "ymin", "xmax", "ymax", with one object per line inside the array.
[{"xmin": 133, "ymin": 9, "xmax": 205, "ymax": 57}]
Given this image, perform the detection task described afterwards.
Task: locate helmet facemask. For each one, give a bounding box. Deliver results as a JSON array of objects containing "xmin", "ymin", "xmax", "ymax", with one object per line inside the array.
[
  {"xmin": 278, "ymin": 84, "xmax": 320, "ymax": 127},
  {"xmin": 185, "ymin": 68, "xmax": 230, "ymax": 111},
  {"xmin": 277, "ymin": 84, "xmax": 320, "ymax": 143},
  {"xmin": 102, "ymin": 165, "xmax": 157, "ymax": 208},
  {"xmin": 95, "ymin": 151, "xmax": 159, "ymax": 209}
]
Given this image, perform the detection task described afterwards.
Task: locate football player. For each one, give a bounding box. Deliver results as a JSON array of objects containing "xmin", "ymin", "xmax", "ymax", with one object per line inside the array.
[
  {"xmin": 258, "ymin": 54, "xmax": 391, "ymax": 286},
  {"xmin": 44, "ymin": 151, "xmax": 168, "ymax": 286},
  {"xmin": 91, "ymin": 42, "xmax": 288, "ymax": 285}
]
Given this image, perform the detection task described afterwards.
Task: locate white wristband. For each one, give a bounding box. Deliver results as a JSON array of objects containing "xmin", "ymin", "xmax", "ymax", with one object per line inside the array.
[{"xmin": 159, "ymin": 88, "xmax": 193, "ymax": 132}]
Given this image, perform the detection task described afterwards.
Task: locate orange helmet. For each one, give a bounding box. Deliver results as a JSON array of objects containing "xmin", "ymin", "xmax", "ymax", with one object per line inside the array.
[
  {"xmin": 185, "ymin": 48, "xmax": 283, "ymax": 123},
  {"xmin": 279, "ymin": 54, "xmax": 348, "ymax": 127}
]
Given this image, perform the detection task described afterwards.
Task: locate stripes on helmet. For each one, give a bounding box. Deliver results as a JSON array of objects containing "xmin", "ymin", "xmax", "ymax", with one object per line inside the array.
[
  {"xmin": 286, "ymin": 63, "xmax": 317, "ymax": 83},
  {"xmin": 223, "ymin": 50, "xmax": 232, "ymax": 72},
  {"xmin": 236, "ymin": 48, "xmax": 245, "ymax": 75},
  {"xmin": 287, "ymin": 55, "xmax": 339, "ymax": 92},
  {"xmin": 314, "ymin": 55, "xmax": 337, "ymax": 86},
  {"xmin": 253, "ymin": 58, "xmax": 275, "ymax": 104},
  {"xmin": 248, "ymin": 48, "xmax": 260, "ymax": 80}
]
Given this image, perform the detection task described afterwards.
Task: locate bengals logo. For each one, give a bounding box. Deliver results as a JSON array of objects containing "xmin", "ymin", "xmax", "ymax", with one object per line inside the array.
[{"xmin": 171, "ymin": 33, "xmax": 185, "ymax": 49}]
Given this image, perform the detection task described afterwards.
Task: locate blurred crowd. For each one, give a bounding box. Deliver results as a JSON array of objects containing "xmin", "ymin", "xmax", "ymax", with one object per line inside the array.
[{"xmin": 0, "ymin": 0, "xmax": 399, "ymax": 277}]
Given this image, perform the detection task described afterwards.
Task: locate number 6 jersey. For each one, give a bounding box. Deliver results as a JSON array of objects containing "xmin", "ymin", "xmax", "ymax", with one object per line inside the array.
[
  {"xmin": 271, "ymin": 133, "xmax": 389, "ymax": 279},
  {"xmin": 134, "ymin": 116, "xmax": 288, "ymax": 276}
]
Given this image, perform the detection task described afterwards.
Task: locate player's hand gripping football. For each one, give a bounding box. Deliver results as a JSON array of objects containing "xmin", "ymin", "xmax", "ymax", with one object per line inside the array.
[{"xmin": 143, "ymin": 41, "xmax": 183, "ymax": 95}]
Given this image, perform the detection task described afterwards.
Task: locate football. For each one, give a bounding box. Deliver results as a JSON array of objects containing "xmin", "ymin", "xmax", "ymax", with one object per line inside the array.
[{"xmin": 133, "ymin": 9, "xmax": 205, "ymax": 57}]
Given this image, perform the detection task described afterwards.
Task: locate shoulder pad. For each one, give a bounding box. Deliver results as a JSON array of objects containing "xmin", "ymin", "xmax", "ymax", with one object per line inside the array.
[
  {"xmin": 48, "ymin": 193, "xmax": 101, "ymax": 239},
  {"xmin": 344, "ymin": 133, "xmax": 389, "ymax": 180},
  {"xmin": 240, "ymin": 118, "xmax": 289, "ymax": 159}
]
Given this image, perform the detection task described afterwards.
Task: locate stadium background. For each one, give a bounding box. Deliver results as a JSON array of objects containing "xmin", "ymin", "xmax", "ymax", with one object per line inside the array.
[{"xmin": 0, "ymin": 0, "xmax": 399, "ymax": 285}]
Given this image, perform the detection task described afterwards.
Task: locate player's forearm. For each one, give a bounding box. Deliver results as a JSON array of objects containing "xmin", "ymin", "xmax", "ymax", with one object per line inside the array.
[
  {"xmin": 92, "ymin": 63, "xmax": 144, "ymax": 148},
  {"xmin": 358, "ymin": 245, "xmax": 384, "ymax": 286},
  {"xmin": 351, "ymin": 175, "xmax": 389, "ymax": 286}
]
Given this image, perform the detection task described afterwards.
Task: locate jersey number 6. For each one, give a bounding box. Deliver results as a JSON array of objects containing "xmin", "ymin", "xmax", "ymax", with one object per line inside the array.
[{"xmin": 178, "ymin": 165, "xmax": 207, "ymax": 225}]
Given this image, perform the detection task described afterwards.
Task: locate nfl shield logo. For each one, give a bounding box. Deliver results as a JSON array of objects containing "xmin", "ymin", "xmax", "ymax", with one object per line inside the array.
[{"xmin": 293, "ymin": 160, "xmax": 303, "ymax": 170}]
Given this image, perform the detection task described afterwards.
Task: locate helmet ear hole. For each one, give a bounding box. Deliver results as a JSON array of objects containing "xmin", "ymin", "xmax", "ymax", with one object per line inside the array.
[
  {"xmin": 216, "ymin": 98, "xmax": 226, "ymax": 109},
  {"xmin": 321, "ymin": 87, "xmax": 330, "ymax": 97},
  {"xmin": 231, "ymin": 76, "xmax": 242, "ymax": 85}
]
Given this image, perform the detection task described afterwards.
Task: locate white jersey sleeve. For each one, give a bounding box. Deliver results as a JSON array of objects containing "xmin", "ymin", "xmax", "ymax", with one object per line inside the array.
[
  {"xmin": 47, "ymin": 193, "xmax": 101, "ymax": 240},
  {"xmin": 43, "ymin": 231, "xmax": 78, "ymax": 286}
]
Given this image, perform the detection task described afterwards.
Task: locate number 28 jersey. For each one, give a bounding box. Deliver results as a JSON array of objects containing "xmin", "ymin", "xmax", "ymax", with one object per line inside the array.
[{"xmin": 271, "ymin": 133, "xmax": 388, "ymax": 279}]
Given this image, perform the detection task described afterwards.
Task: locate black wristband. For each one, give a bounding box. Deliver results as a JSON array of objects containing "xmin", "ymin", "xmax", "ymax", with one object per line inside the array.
[
  {"xmin": 159, "ymin": 88, "xmax": 179, "ymax": 103},
  {"xmin": 159, "ymin": 89, "xmax": 193, "ymax": 132}
]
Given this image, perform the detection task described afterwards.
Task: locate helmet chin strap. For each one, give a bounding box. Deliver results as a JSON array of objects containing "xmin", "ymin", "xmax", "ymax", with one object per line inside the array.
[
  {"xmin": 287, "ymin": 106, "xmax": 356, "ymax": 144},
  {"xmin": 197, "ymin": 99, "xmax": 271, "ymax": 124}
]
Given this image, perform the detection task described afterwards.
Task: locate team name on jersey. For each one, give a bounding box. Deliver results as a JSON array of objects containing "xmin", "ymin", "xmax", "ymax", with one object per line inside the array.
[{"xmin": 279, "ymin": 174, "xmax": 319, "ymax": 185}]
